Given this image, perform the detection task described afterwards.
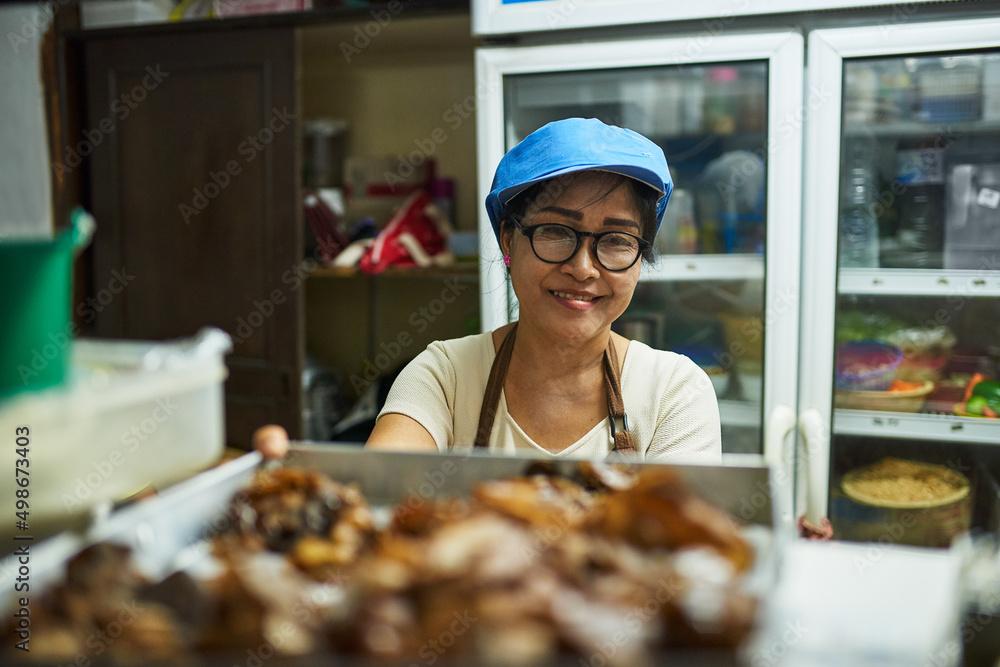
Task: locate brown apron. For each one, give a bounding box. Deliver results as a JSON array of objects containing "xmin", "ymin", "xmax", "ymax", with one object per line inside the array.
[{"xmin": 473, "ymin": 323, "xmax": 637, "ymax": 456}]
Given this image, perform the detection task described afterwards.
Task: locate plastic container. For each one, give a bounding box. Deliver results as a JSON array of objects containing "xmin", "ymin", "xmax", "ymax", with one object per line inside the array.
[
  {"xmin": 835, "ymin": 340, "xmax": 903, "ymax": 391},
  {"xmin": 0, "ymin": 208, "xmax": 94, "ymax": 400},
  {"xmin": 886, "ymin": 326, "xmax": 956, "ymax": 382},
  {"xmin": 835, "ymin": 458, "xmax": 971, "ymax": 548},
  {"xmin": 0, "ymin": 328, "xmax": 231, "ymax": 537},
  {"xmin": 302, "ymin": 118, "xmax": 348, "ymax": 188},
  {"xmin": 944, "ymin": 162, "xmax": 1000, "ymax": 271}
]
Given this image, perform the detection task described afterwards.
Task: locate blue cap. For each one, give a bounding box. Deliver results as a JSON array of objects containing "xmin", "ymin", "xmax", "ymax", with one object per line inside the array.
[{"xmin": 485, "ymin": 118, "xmax": 672, "ymax": 246}]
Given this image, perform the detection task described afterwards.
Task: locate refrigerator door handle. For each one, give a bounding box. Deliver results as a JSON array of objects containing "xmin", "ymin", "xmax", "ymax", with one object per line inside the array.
[
  {"xmin": 763, "ymin": 403, "xmax": 797, "ymax": 530},
  {"xmin": 798, "ymin": 407, "xmax": 829, "ymax": 526}
]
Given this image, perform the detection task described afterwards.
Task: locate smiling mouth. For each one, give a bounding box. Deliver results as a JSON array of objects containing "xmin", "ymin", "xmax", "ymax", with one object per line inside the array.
[{"xmin": 552, "ymin": 290, "xmax": 598, "ymax": 302}]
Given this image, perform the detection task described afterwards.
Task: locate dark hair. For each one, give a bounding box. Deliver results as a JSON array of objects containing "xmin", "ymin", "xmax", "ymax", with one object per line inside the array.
[{"xmin": 500, "ymin": 170, "xmax": 660, "ymax": 264}]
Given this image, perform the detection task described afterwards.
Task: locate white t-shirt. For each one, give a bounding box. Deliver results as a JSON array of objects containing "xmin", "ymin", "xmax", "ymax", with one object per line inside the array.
[{"xmin": 378, "ymin": 331, "xmax": 722, "ymax": 463}]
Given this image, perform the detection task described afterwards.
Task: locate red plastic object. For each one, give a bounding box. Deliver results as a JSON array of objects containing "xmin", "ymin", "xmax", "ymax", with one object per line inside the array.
[{"xmin": 358, "ymin": 191, "xmax": 447, "ymax": 274}]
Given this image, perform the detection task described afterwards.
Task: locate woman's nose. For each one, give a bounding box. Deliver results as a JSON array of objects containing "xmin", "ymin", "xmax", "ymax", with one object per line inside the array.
[{"xmin": 561, "ymin": 238, "xmax": 601, "ymax": 279}]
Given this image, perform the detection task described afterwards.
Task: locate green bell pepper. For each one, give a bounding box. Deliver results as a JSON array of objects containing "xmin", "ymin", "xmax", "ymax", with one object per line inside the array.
[{"xmin": 970, "ymin": 380, "xmax": 1000, "ymax": 418}]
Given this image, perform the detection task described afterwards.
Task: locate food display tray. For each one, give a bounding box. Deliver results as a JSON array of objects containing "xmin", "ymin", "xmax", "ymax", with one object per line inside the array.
[{"xmin": 0, "ymin": 444, "xmax": 780, "ymax": 665}]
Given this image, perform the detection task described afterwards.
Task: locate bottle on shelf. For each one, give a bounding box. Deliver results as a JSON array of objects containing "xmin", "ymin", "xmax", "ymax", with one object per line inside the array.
[
  {"xmin": 839, "ymin": 139, "xmax": 880, "ymax": 268},
  {"xmin": 656, "ymin": 188, "xmax": 697, "ymax": 255},
  {"xmin": 703, "ymin": 66, "xmax": 738, "ymax": 135},
  {"xmin": 894, "ymin": 136, "xmax": 945, "ymax": 269}
]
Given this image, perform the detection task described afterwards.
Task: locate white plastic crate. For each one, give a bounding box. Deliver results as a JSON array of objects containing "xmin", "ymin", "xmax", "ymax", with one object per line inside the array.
[
  {"xmin": 80, "ymin": 0, "xmax": 174, "ymax": 28},
  {"xmin": 0, "ymin": 328, "xmax": 231, "ymax": 538}
]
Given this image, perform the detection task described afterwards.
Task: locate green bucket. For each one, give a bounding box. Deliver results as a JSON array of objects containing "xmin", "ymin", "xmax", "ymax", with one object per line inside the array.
[{"xmin": 0, "ymin": 209, "xmax": 95, "ymax": 399}]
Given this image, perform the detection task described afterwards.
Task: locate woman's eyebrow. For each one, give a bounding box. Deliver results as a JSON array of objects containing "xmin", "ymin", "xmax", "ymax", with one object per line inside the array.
[
  {"xmin": 537, "ymin": 206, "xmax": 583, "ymax": 220},
  {"xmin": 604, "ymin": 217, "xmax": 640, "ymax": 230},
  {"xmin": 537, "ymin": 207, "xmax": 640, "ymax": 230}
]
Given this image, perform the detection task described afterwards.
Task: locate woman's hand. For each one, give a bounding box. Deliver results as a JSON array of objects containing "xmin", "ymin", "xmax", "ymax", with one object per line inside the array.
[
  {"xmin": 252, "ymin": 424, "xmax": 290, "ymax": 460},
  {"xmin": 252, "ymin": 416, "xmax": 437, "ymax": 459}
]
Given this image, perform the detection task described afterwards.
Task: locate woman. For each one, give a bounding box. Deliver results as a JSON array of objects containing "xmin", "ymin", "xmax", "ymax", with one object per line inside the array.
[{"xmin": 258, "ymin": 118, "xmax": 721, "ymax": 462}]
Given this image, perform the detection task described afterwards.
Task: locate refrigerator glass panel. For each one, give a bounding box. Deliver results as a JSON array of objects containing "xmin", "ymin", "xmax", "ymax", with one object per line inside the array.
[
  {"xmin": 839, "ymin": 51, "xmax": 1000, "ymax": 271},
  {"xmin": 503, "ymin": 61, "xmax": 769, "ymax": 451},
  {"xmin": 831, "ymin": 48, "xmax": 1000, "ymax": 545}
]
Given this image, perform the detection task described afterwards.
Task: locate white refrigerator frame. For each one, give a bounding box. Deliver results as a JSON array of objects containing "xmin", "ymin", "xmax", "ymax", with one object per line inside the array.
[
  {"xmin": 471, "ymin": 0, "xmax": 961, "ymax": 37},
  {"xmin": 475, "ymin": 31, "xmax": 805, "ymax": 527},
  {"xmin": 800, "ymin": 16, "xmax": 1000, "ymax": 523}
]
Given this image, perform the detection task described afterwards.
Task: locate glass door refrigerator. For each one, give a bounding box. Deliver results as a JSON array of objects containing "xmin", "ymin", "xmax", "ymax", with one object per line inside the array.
[
  {"xmin": 476, "ymin": 31, "xmax": 805, "ymax": 525},
  {"xmin": 801, "ymin": 16, "xmax": 1000, "ymax": 544}
]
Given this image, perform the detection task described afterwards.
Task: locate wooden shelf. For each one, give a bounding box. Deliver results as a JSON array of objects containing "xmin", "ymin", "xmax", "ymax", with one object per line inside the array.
[
  {"xmin": 66, "ymin": 0, "xmax": 469, "ymax": 39},
  {"xmin": 309, "ymin": 262, "xmax": 479, "ymax": 279}
]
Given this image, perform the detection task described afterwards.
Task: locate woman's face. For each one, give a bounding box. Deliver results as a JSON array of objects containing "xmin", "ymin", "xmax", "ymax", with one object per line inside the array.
[{"xmin": 501, "ymin": 172, "xmax": 642, "ymax": 345}]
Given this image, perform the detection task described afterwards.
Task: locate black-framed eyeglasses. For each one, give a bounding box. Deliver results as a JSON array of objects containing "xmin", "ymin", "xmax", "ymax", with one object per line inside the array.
[{"xmin": 514, "ymin": 220, "xmax": 649, "ymax": 272}]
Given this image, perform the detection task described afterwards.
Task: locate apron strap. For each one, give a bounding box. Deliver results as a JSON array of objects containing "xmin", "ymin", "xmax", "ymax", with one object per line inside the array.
[
  {"xmin": 473, "ymin": 324, "xmax": 636, "ymax": 457},
  {"xmin": 473, "ymin": 323, "xmax": 518, "ymax": 449},
  {"xmin": 604, "ymin": 339, "xmax": 637, "ymax": 455}
]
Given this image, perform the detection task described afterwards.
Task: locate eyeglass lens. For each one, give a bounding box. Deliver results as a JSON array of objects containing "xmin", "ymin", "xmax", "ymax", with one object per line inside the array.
[{"xmin": 531, "ymin": 224, "xmax": 641, "ymax": 270}]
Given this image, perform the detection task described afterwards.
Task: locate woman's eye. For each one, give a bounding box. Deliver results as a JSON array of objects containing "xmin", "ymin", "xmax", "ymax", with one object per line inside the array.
[
  {"xmin": 604, "ymin": 234, "xmax": 637, "ymax": 249},
  {"xmin": 536, "ymin": 226, "xmax": 575, "ymax": 242}
]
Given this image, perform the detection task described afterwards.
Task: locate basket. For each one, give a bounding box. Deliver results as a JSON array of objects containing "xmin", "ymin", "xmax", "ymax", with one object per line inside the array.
[
  {"xmin": 835, "ymin": 340, "xmax": 903, "ymax": 391},
  {"xmin": 834, "ymin": 380, "xmax": 934, "ymax": 412}
]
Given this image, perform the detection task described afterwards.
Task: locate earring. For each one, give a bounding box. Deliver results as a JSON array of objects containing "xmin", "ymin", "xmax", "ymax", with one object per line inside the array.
[{"xmin": 503, "ymin": 254, "xmax": 510, "ymax": 267}]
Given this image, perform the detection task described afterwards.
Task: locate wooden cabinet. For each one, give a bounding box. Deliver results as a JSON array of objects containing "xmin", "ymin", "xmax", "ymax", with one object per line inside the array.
[
  {"xmin": 83, "ymin": 28, "xmax": 303, "ymax": 448},
  {"xmin": 75, "ymin": 7, "xmax": 478, "ymax": 449}
]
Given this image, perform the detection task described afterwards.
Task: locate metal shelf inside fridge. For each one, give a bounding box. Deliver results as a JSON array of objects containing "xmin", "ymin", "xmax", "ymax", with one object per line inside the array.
[
  {"xmin": 641, "ymin": 254, "xmax": 764, "ymax": 283},
  {"xmin": 843, "ymin": 119, "xmax": 1000, "ymax": 138},
  {"xmin": 719, "ymin": 399, "xmax": 762, "ymax": 428},
  {"xmin": 838, "ymin": 268, "xmax": 1000, "ymax": 297},
  {"xmin": 833, "ymin": 409, "xmax": 1000, "ymax": 445}
]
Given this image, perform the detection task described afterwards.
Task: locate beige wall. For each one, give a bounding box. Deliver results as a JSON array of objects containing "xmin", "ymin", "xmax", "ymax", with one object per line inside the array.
[
  {"xmin": 300, "ymin": 15, "xmax": 482, "ymax": 389},
  {"xmin": 300, "ymin": 14, "xmax": 478, "ymax": 231}
]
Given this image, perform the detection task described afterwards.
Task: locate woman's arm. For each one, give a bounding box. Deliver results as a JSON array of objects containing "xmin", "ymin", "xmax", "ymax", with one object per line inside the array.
[
  {"xmin": 646, "ymin": 359, "xmax": 723, "ymax": 464},
  {"xmin": 365, "ymin": 413, "xmax": 438, "ymax": 452}
]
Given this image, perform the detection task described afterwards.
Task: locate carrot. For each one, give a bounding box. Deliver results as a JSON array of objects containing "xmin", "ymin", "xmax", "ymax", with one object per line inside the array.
[
  {"xmin": 889, "ymin": 379, "xmax": 923, "ymax": 392},
  {"xmin": 964, "ymin": 373, "xmax": 987, "ymax": 403}
]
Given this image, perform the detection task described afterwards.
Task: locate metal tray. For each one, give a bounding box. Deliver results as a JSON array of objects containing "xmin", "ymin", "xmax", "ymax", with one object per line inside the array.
[{"xmin": 0, "ymin": 444, "xmax": 780, "ymax": 664}]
